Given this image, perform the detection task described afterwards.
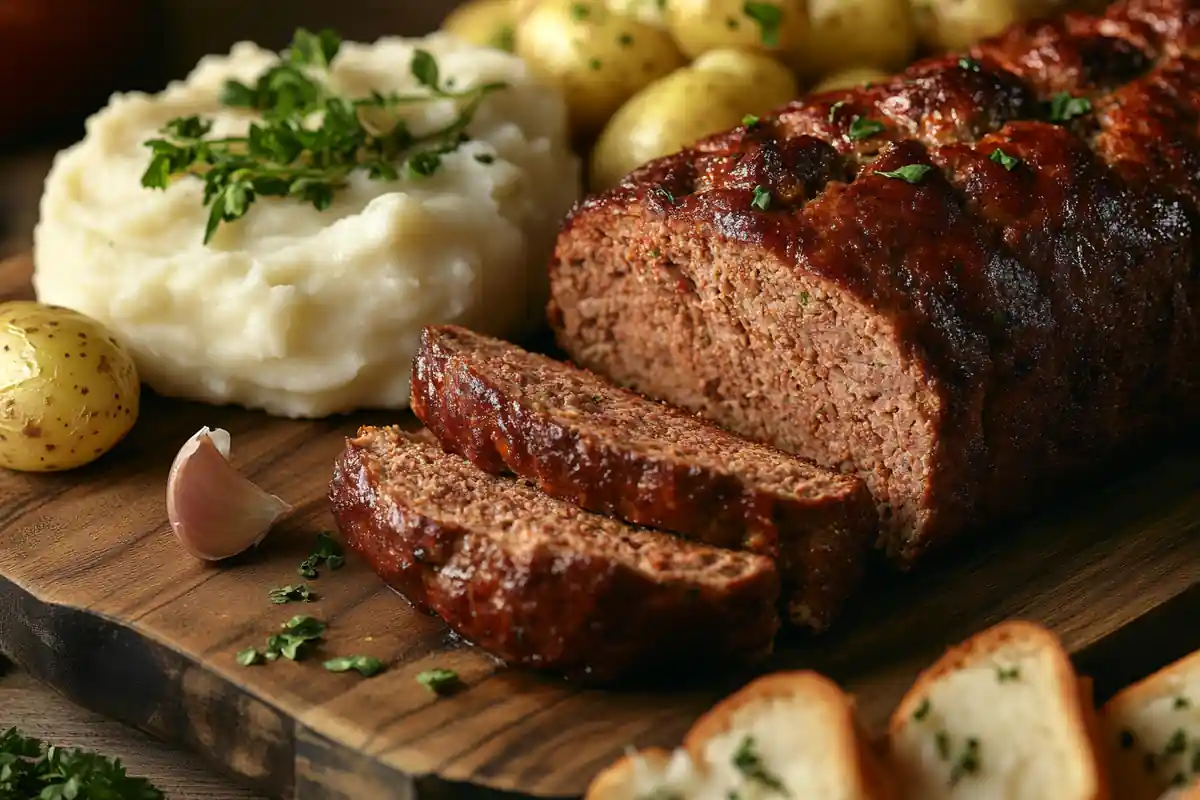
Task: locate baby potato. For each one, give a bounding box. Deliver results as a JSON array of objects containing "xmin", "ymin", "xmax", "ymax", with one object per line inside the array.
[
  {"xmin": 0, "ymin": 301, "xmax": 140, "ymax": 473},
  {"xmin": 791, "ymin": 0, "xmax": 916, "ymax": 79},
  {"xmin": 441, "ymin": 0, "xmax": 518, "ymax": 52},
  {"xmin": 810, "ymin": 65, "xmax": 892, "ymax": 93},
  {"xmin": 912, "ymin": 0, "xmax": 1040, "ymax": 53},
  {"xmin": 605, "ymin": 0, "xmax": 669, "ymax": 28},
  {"xmin": 665, "ymin": 0, "xmax": 808, "ymax": 60},
  {"xmin": 590, "ymin": 49, "xmax": 799, "ymax": 190},
  {"xmin": 517, "ymin": 0, "xmax": 686, "ymax": 135}
]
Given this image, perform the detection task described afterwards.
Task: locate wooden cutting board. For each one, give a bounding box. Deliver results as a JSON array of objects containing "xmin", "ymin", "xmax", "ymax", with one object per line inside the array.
[{"xmin": 1, "ymin": 251, "xmax": 1199, "ymax": 800}]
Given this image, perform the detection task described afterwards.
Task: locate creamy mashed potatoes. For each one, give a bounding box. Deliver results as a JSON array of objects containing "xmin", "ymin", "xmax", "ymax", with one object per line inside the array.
[{"xmin": 33, "ymin": 34, "xmax": 579, "ymax": 418}]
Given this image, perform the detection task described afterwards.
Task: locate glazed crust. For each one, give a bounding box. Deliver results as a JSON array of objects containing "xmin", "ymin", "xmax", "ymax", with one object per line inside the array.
[
  {"xmin": 410, "ymin": 325, "xmax": 878, "ymax": 631},
  {"xmin": 328, "ymin": 427, "xmax": 781, "ymax": 683},
  {"xmin": 549, "ymin": 0, "xmax": 1200, "ymax": 562}
]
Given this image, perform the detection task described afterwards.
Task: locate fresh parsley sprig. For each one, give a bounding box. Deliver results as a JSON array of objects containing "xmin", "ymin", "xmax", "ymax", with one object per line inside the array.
[
  {"xmin": 141, "ymin": 28, "xmax": 507, "ymax": 244},
  {"xmin": 0, "ymin": 727, "xmax": 164, "ymax": 800}
]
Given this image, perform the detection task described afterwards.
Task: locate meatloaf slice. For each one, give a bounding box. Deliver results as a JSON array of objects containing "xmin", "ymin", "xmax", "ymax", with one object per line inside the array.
[
  {"xmin": 548, "ymin": 0, "xmax": 1200, "ymax": 565},
  {"xmin": 410, "ymin": 324, "xmax": 875, "ymax": 631},
  {"xmin": 328, "ymin": 426, "xmax": 780, "ymax": 682}
]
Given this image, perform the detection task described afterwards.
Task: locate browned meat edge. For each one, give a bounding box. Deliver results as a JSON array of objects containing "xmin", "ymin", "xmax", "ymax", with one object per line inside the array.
[
  {"xmin": 548, "ymin": 0, "xmax": 1200, "ymax": 565},
  {"xmin": 328, "ymin": 426, "xmax": 781, "ymax": 683},
  {"xmin": 410, "ymin": 324, "xmax": 878, "ymax": 631}
]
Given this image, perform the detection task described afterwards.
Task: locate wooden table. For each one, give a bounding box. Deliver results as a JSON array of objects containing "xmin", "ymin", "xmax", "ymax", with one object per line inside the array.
[{"xmin": 0, "ymin": 148, "xmax": 261, "ymax": 799}]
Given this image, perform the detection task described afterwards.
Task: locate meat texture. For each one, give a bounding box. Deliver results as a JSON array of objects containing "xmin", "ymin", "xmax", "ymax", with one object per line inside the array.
[
  {"xmin": 328, "ymin": 426, "xmax": 780, "ymax": 682},
  {"xmin": 410, "ymin": 324, "xmax": 877, "ymax": 630},
  {"xmin": 548, "ymin": 0, "xmax": 1200, "ymax": 564}
]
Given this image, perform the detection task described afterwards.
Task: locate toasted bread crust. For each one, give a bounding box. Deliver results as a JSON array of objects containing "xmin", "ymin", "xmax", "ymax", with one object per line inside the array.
[
  {"xmin": 889, "ymin": 620, "xmax": 1109, "ymax": 800},
  {"xmin": 685, "ymin": 670, "xmax": 898, "ymax": 800},
  {"xmin": 411, "ymin": 324, "xmax": 878, "ymax": 631},
  {"xmin": 1102, "ymin": 649, "xmax": 1200, "ymax": 716},
  {"xmin": 329, "ymin": 426, "xmax": 781, "ymax": 683},
  {"xmin": 585, "ymin": 748, "xmax": 675, "ymax": 800}
]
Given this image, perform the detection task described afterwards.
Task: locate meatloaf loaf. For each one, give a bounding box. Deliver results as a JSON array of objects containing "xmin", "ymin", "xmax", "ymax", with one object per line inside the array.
[
  {"xmin": 328, "ymin": 426, "xmax": 780, "ymax": 681},
  {"xmin": 410, "ymin": 324, "xmax": 875, "ymax": 630},
  {"xmin": 548, "ymin": 0, "xmax": 1200, "ymax": 564}
]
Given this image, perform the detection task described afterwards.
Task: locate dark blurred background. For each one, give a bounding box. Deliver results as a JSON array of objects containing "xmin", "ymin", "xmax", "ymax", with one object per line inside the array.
[{"xmin": 0, "ymin": 0, "xmax": 461, "ymax": 257}]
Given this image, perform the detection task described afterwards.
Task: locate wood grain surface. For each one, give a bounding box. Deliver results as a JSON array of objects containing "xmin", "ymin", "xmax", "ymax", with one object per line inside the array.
[{"xmin": 1, "ymin": 247, "xmax": 1199, "ymax": 799}]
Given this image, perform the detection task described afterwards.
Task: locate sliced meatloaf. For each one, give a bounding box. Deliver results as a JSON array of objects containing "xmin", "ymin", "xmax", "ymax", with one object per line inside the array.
[
  {"xmin": 410, "ymin": 324, "xmax": 875, "ymax": 631},
  {"xmin": 548, "ymin": 0, "xmax": 1200, "ymax": 565},
  {"xmin": 328, "ymin": 426, "xmax": 780, "ymax": 682}
]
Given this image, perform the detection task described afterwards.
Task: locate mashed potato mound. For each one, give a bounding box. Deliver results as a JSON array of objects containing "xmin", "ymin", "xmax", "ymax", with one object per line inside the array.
[{"xmin": 33, "ymin": 34, "xmax": 580, "ymax": 418}]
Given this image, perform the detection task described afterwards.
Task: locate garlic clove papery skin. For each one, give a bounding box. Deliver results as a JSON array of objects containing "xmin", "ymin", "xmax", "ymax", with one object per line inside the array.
[{"xmin": 167, "ymin": 426, "xmax": 293, "ymax": 561}]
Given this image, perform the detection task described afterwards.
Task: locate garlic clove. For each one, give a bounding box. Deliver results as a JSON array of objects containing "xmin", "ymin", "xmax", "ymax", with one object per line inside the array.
[{"xmin": 167, "ymin": 426, "xmax": 293, "ymax": 561}]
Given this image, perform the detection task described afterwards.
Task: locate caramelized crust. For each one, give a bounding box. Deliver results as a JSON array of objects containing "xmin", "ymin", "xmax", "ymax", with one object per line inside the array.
[
  {"xmin": 410, "ymin": 325, "xmax": 877, "ymax": 630},
  {"xmin": 329, "ymin": 427, "xmax": 781, "ymax": 682},
  {"xmin": 549, "ymin": 0, "xmax": 1200, "ymax": 561}
]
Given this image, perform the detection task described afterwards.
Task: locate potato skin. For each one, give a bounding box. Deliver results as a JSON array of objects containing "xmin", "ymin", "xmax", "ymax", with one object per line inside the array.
[
  {"xmin": 442, "ymin": 0, "xmax": 518, "ymax": 52},
  {"xmin": 912, "ymin": 0, "xmax": 1063, "ymax": 53},
  {"xmin": 517, "ymin": 0, "xmax": 686, "ymax": 134},
  {"xmin": 665, "ymin": 0, "xmax": 809, "ymax": 60},
  {"xmin": 0, "ymin": 301, "xmax": 140, "ymax": 472},
  {"xmin": 605, "ymin": 0, "xmax": 669, "ymax": 28},
  {"xmin": 792, "ymin": 0, "xmax": 916, "ymax": 78},
  {"xmin": 590, "ymin": 49, "xmax": 799, "ymax": 191},
  {"xmin": 810, "ymin": 65, "xmax": 892, "ymax": 93}
]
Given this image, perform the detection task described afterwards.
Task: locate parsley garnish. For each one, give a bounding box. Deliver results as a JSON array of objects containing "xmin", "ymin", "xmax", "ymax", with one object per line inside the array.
[
  {"xmin": 0, "ymin": 727, "xmax": 165, "ymax": 799},
  {"xmin": 247, "ymin": 615, "xmax": 326, "ymax": 663},
  {"xmin": 875, "ymin": 164, "xmax": 933, "ymax": 184},
  {"xmin": 743, "ymin": 2, "xmax": 783, "ymax": 47},
  {"xmin": 237, "ymin": 647, "xmax": 264, "ymax": 666},
  {"xmin": 1048, "ymin": 92, "xmax": 1092, "ymax": 123},
  {"xmin": 490, "ymin": 25, "xmax": 516, "ymax": 52},
  {"xmin": 958, "ymin": 57, "xmax": 981, "ymax": 72},
  {"xmin": 571, "ymin": 3, "xmax": 591, "ymax": 20},
  {"xmin": 751, "ymin": 185, "xmax": 772, "ymax": 211},
  {"xmin": 913, "ymin": 698, "xmax": 932, "ymax": 721},
  {"xmin": 141, "ymin": 28, "xmax": 507, "ymax": 244},
  {"xmin": 323, "ymin": 655, "xmax": 387, "ymax": 677},
  {"xmin": 996, "ymin": 665, "xmax": 1021, "ymax": 681},
  {"xmin": 1174, "ymin": 696, "xmax": 1192, "ymax": 710},
  {"xmin": 949, "ymin": 737, "xmax": 981, "ymax": 786},
  {"xmin": 848, "ymin": 115, "xmax": 885, "ymax": 140},
  {"xmin": 299, "ymin": 531, "xmax": 346, "ymax": 578},
  {"xmin": 417, "ymin": 667, "xmax": 462, "ymax": 695},
  {"xmin": 828, "ymin": 100, "xmax": 846, "ymax": 122},
  {"xmin": 742, "ymin": 114, "xmax": 760, "ymax": 127},
  {"xmin": 652, "ymin": 185, "xmax": 676, "ymax": 205},
  {"xmin": 989, "ymin": 148, "xmax": 1020, "ymax": 171},
  {"xmin": 269, "ymin": 583, "xmax": 316, "ymax": 604},
  {"xmin": 731, "ymin": 736, "xmax": 790, "ymax": 795}
]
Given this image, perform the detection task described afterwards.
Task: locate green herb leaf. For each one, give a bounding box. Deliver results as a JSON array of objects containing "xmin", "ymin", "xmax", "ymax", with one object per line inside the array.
[
  {"xmin": 0, "ymin": 727, "xmax": 165, "ymax": 799},
  {"xmin": 848, "ymin": 115, "xmax": 885, "ymax": 141},
  {"xmin": 652, "ymin": 185, "xmax": 676, "ymax": 205},
  {"xmin": 742, "ymin": 114, "xmax": 760, "ymax": 127},
  {"xmin": 269, "ymin": 584, "xmax": 316, "ymax": 604},
  {"xmin": 958, "ymin": 57, "xmax": 981, "ymax": 72},
  {"xmin": 913, "ymin": 698, "xmax": 932, "ymax": 721},
  {"xmin": 989, "ymin": 148, "xmax": 1020, "ymax": 171},
  {"xmin": 236, "ymin": 647, "xmax": 264, "ymax": 666},
  {"xmin": 410, "ymin": 49, "xmax": 440, "ymax": 89},
  {"xmin": 949, "ymin": 737, "xmax": 981, "ymax": 786},
  {"xmin": 571, "ymin": 2, "xmax": 591, "ymax": 20},
  {"xmin": 996, "ymin": 665, "xmax": 1021, "ymax": 682},
  {"xmin": 324, "ymin": 655, "xmax": 387, "ymax": 677},
  {"xmin": 732, "ymin": 736, "xmax": 790, "ymax": 795},
  {"xmin": 751, "ymin": 184, "xmax": 772, "ymax": 211},
  {"xmin": 1174, "ymin": 696, "xmax": 1191, "ymax": 710},
  {"xmin": 827, "ymin": 99, "xmax": 847, "ymax": 123},
  {"xmin": 417, "ymin": 667, "xmax": 462, "ymax": 694},
  {"xmin": 142, "ymin": 30, "xmax": 506, "ymax": 244},
  {"xmin": 490, "ymin": 25, "xmax": 516, "ymax": 52},
  {"xmin": 1049, "ymin": 92, "xmax": 1092, "ymax": 123},
  {"xmin": 743, "ymin": 2, "xmax": 783, "ymax": 48},
  {"xmin": 474, "ymin": 152, "xmax": 496, "ymax": 164},
  {"xmin": 875, "ymin": 164, "xmax": 933, "ymax": 184}
]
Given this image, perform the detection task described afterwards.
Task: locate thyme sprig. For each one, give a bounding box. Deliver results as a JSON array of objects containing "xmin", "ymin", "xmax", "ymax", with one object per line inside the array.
[{"xmin": 141, "ymin": 28, "xmax": 507, "ymax": 244}]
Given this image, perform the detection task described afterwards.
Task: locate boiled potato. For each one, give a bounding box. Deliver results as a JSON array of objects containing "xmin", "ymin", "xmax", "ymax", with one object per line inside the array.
[
  {"xmin": 792, "ymin": 0, "xmax": 916, "ymax": 78},
  {"xmin": 912, "ymin": 0, "xmax": 1056, "ymax": 53},
  {"xmin": 590, "ymin": 49, "xmax": 799, "ymax": 190},
  {"xmin": 810, "ymin": 65, "xmax": 892, "ymax": 93},
  {"xmin": 665, "ymin": 0, "xmax": 808, "ymax": 60},
  {"xmin": 442, "ymin": 0, "xmax": 518, "ymax": 52},
  {"xmin": 517, "ymin": 0, "xmax": 686, "ymax": 134},
  {"xmin": 0, "ymin": 301, "xmax": 140, "ymax": 473},
  {"xmin": 606, "ymin": 0, "xmax": 669, "ymax": 28}
]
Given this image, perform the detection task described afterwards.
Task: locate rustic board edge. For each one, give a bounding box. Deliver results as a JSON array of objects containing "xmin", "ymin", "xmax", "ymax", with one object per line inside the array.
[{"xmin": 0, "ymin": 571, "xmax": 574, "ymax": 800}]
